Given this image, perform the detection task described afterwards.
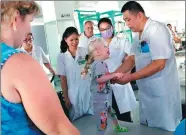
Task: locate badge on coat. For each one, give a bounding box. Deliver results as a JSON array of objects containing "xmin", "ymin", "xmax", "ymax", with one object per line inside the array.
[{"xmin": 77, "ymin": 56, "xmax": 86, "ymax": 65}]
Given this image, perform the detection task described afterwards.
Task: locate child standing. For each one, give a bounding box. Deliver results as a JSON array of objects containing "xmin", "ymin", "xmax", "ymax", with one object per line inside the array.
[{"xmin": 81, "ymin": 39, "xmax": 128, "ymax": 135}]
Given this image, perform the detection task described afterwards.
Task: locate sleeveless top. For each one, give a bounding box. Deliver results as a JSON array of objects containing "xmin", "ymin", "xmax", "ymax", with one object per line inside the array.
[{"xmin": 1, "ymin": 42, "xmax": 45, "ymax": 135}]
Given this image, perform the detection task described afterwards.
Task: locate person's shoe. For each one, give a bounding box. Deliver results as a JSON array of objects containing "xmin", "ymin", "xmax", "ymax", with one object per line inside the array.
[{"xmin": 113, "ymin": 125, "xmax": 128, "ymax": 132}]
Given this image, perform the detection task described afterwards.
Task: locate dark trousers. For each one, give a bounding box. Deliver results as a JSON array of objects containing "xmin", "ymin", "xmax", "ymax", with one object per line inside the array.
[
  {"xmin": 57, "ymin": 91, "xmax": 70, "ymax": 120},
  {"xmin": 112, "ymin": 92, "xmax": 132, "ymax": 122}
]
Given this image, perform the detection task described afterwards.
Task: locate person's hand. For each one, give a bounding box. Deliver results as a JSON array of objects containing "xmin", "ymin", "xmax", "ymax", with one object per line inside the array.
[
  {"xmin": 64, "ymin": 97, "xmax": 72, "ymax": 110},
  {"xmin": 112, "ymin": 72, "xmax": 133, "ymax": 85},
  {"xmin": 110, "ymin": 76, "xmax": 118, "ymax": 84},
  {"xmin": 114, "ymin": 72, "xmax": 124, "ymax": 79},
  {"xmin": 49, "ymin": 68, "xmax": 55, "ymax": 75}
]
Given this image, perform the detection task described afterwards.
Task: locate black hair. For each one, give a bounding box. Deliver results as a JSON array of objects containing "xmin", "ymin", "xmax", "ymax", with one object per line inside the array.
[
  {"xmin": 97, "ymin": 17, "xmax": 114, "ymax": 37},
  {"xmin": 121, "ymin": 1, "xmax": 145, "ymax": 14},
  {"xmin": 60, "ymin": 27, "xmax": 79, "ymax": 53},
  {"xmin": 167, "ymin": 24, "xmax": 171, "ymax": 27},
  {"xmin": 98, "ymin": 17, "xmax": 113, "ymax": 29},
  {"xmin": 27, "ymin": 33, "xmax": 33, "ymax": 37}
]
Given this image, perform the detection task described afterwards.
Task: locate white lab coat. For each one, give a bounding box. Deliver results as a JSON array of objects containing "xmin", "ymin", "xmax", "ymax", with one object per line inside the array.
[
  {"xmin": 78, "ymin": 33, "xmax": 97, "ymax": 48},
  {"xmin": 21, "ymin": 45, "xmax": 49, "ymax": 66},
  {"xmin": 131, "ymin": 18, "xmax": 182, "ymax": 131},
  {"xmin": 56, "ymin": 47, "xmax": 93, "ymax": 121},
  {"xmin": 104, "ymin": 36, "xmax": 137, "ymax": 114}
]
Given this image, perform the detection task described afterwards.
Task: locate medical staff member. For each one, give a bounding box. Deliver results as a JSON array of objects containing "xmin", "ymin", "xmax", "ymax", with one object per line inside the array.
[
  {"xmin": 22, "ymin": 33, "xmax": 55, "ymax": 75},
  {"xmin": 167, "ymin": 24, "xmax": 182, "ymax": 51},
  {"xmin": 114, "ymin": 1, "xmax": 182, "ymax": 131},
  {"xmin": 78, "ymin": 21, "xmax": 97, "ymax": 48},
  {"xmin": 98, "ymin": 17, "xmax": 137, "ymax": 122},
  {"xmin": 56, "ymin": 27, "xmax": 93, "ymax": 121}
]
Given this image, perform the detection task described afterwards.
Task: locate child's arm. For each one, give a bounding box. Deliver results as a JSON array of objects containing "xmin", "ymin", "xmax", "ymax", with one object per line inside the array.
[{"xmin": 96, "ymin": 73, "xmax": 123, "ymax": 84}]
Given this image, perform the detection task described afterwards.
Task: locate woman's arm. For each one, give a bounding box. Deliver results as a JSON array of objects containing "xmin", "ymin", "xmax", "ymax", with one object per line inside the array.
[
  {"xmin": 60, "ymin": 75, "xmax": 71, "ymax": 109},
  {"xmin": 173, "ymin": 36, "xmax": 181, "ymax": 43},
  {"xmin": 5, "ymin": 53, "xmax": 79, "ymax": 135},
  {"xmin": 44, "ymin": 63, "xmax": 55, "ymax": 75},
  {"xmin": 60, "ymin": 75, "xmax": 68, "ymax": 99}
]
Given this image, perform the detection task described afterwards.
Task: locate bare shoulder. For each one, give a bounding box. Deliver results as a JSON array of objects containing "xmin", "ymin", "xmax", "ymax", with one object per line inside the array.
[
  {"xmin": 2, "ymin": 53, "xmax": 46, "ymax": 82},
  {"xmin": 4, "ymin": 53, "xmax": 42, "ymax": 70}
]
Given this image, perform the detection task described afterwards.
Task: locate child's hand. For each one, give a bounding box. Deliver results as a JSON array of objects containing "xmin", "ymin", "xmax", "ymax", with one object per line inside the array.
[{"xmin": 114, "ymin": 72, "xmax": 124, "ymax": 79}]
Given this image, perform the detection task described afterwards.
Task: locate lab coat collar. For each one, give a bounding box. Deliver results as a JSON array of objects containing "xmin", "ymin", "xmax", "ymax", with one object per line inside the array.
[
  {"xmin": 141, "ymin": 17, "xmax": 152, "ymax": 38},
  {"xmin": 65, "ymin": 49, "xmax": 75, "ymax": 59},
  {"xmin": 20, "ymin": 47, "xmax": 27, "ymax": 53},
  {"xmin": 102, "ymin": 36, "xmax": 119, "ymax": 47},
  {"xmin": 21, "ymin": 45, "xmax": 36, "ymax": 55},
  {"xmin": 65, "ymin": 48, "xmax": 80, "ymax": 62},
  {"xmin": 82, "ymin": 32, "xmax": 96, "ymax": 40}
]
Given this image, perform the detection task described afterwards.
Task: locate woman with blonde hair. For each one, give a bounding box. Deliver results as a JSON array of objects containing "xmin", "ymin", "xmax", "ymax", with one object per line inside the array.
[{"xmin": 1, "ymin": 1, "xmax": 80, "ymax": 135}]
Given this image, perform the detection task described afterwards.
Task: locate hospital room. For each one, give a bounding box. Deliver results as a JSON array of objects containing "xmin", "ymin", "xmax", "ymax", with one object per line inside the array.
[{"xmin": 0, "ymin": 1, "xmax": 185, "ymax": 135}]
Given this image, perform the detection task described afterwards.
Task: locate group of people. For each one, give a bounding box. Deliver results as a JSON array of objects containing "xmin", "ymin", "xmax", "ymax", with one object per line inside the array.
[
  {"xmin": 55, "ymin": 17, "xmax": 138, "ymax": 134},
  {"xmin": 1, "ymin": 1, "xmax": 183, "ymax": 135},
  {"xmin": 56, "ymin": 18, "xmax": 137, "ymax": 123}
]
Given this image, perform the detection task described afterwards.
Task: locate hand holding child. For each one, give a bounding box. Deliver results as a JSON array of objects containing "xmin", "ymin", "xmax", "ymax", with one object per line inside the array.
[{"xmin": 114, "ymin": 72, "xmax": 124, "ymax": 79}]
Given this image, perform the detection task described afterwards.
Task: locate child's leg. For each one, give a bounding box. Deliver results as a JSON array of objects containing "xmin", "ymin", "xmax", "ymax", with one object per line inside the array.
[
  {"xmin": 93, "ymin": 102, "xmax": 108, "ymax": 135},
  {"xmin": 107, "ymin": 105, "xmax": 128, "ymax": 132},
  {"xmin": 96, "ymin": 110, "xmax": 108, "ymax": 135}
]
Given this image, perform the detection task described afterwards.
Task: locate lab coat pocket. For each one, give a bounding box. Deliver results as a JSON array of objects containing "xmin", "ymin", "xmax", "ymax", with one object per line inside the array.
[
  {"xmin": 141, "ymin": 41, "xmax": 150, "ymax": 53},
  {"xmin": 148, "ymin": 76, "xmax": 166, "ymax": 97}
]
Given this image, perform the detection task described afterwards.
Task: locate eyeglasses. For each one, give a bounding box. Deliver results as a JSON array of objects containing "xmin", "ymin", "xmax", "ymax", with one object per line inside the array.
[
  {"xmin": 99, "ymin": 26, "xmax": 112, "ymax": 32},
  {"xmin": 23, "ymin": 38, "xmax": 34, "ymax": 42}
]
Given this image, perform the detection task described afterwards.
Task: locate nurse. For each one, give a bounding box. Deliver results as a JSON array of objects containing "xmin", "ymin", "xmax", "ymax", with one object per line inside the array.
[
  {"xmin": 115, "ymin": 1, "xmax": 182, "ymax": 131},
  {"xmin": 167, "ymin": 24, "xmax": 182, "ymax": 51},
  {"xmin": 56, "ymin": 27, "xmax": 92, "ymax": 121},
  {"xmin": 98, "ymin": 17, "xmax": 137, "ymax": 122},
  {"xmin": 78, "ymin": 21, "xmax": 97, "ymax": 48}
]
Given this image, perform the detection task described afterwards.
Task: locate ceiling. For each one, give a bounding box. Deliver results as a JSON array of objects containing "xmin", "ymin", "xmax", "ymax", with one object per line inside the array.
[
  {"xmin": 33, "ymin": 1, "xmax": 185, "ymax": 30},
  {"xmin": 36, "ymin": 1, "xmax": 185, "ymax": 15},
  {"xmin": 77, "ymin": 1, "xmax": 185, "ymax": 11}
]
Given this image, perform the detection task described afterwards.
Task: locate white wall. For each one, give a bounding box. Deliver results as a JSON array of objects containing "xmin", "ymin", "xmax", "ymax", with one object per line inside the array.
[
  {"xmin": 137, "ymin": 1, "xmax": 185, "ymax": 32},
  {"xmin": 34, "ymin": 1, "xmax": 185, "ymax": 32},
  {"xmin": 77, "ymin": 1, "xmax": 120, "ymax": 12},
  {"xmin": 75, "ymin": 1, "xmax": 185, "ymax": 32}
]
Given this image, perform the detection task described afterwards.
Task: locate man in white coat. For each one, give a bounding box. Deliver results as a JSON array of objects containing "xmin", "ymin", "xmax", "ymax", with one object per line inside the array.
[
  {"xmin": 78, "ymin": 21, "xmax": 97, "ymax": 48},
  {"xmin": 114, "ymin": 1, "xmax": 182, "ymax": 131},
  {"xmin": 21, "ymin": 33, "xmax": 55, "ymax": 75}
]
